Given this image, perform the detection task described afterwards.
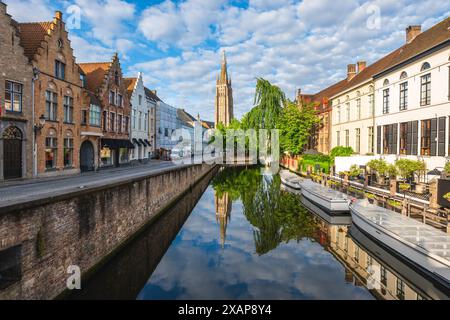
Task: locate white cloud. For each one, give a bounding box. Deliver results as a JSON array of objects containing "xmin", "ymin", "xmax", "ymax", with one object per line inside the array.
[
  {"xmin": 69, "ymin": 35, "xmax": 115, "ymax": 62},
  {"xmin": 3, "ymin": 0, "xmax": 54, "ymax": 22}
]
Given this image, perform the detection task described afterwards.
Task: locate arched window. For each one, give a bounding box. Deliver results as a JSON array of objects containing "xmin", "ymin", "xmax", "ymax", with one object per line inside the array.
[
  {"xmin": 400, "ymin": 71, "xmax": 408, "ymax": 79},
  {"xmin": 345, "ymin": 95, "xmax": 349, "ymax": 101},
  {"xmin": 383, "ymin": 79, "xmax": 389, "ymax": 86},
  {"xmin": 356, "ymin": 91, "xmax": 361, "ymax": 97},
  {"xmin": 421, "ymin": 62, "xmax": 430, "ymax": 71},
  {"xmin": 64, "ymin": 130, "xmax": 74, "ymax": 167},
  {"xmin": 369, "ymin": 85, "xmax": 374, "ymax": 92},
  {"xmin": 2, "ymin": 126, "xmax": 22, "ymax": 140}
]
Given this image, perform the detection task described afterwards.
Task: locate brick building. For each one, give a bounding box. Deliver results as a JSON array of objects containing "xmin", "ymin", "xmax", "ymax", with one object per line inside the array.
[
  {"xmin": 0, "ymin": 2, "xmax": 33, "ymax": 180},
  {"xmin": 17, "ymin": 11, "xmax": 83, "ymax": 177},
  {"xmin": 79, "ymin": 54, "xmax": 133, "ymax": 168}
]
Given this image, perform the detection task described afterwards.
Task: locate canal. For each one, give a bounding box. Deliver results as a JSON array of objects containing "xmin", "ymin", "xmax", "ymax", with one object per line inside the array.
[{"xmin": 67, "ymin": 167, "xmax": 448, "ymax": 300}]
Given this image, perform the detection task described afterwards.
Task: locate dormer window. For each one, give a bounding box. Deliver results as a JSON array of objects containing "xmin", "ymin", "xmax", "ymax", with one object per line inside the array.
[{"xmin": 421, "ymin": 62, "xmax": 431, "ymax": 71}]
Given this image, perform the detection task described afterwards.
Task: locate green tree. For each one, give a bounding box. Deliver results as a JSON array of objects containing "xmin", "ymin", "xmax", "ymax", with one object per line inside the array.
[
  {"xmin": 329, "ymin": 146, "xmax": 354, "ymax": 163},
  {"xmin": 277, "ymin": 100, "xmax": 318, "ymax": 155}
]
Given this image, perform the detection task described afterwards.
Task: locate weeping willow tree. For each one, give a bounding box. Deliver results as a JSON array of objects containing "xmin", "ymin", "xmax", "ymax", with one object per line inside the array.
[{"xmin": 241, "ymin": 78, "xmax": 286, "ymax": 130}]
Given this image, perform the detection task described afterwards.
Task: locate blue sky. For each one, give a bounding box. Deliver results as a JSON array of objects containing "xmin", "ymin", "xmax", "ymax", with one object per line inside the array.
[{"xmin": 4, "ymin": 0, "xmax": 449, "ymax": 121}]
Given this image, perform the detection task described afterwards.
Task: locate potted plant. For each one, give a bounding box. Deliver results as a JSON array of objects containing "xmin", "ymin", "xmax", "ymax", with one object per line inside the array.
[
  {"xmin": 367, "ymin": 159, "xmax": 389, "ymax": 185},
  {"xmin": 348, "ymin": 164, "xmax": 360, "ymax": 181},
  {"xmin": 444, "ymin": 162, "xmax": 450, "ymax": 178}
]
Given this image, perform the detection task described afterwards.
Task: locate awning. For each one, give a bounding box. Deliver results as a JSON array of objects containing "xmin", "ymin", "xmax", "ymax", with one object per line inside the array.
[
  {"xmin": 138, "ymin": 139, "xmax": 146, "ymax": 147},
  {"xmin": 144, "ymin": 139, "xmax": 152, "ymax": 147},
  {"xmin": 101, "ymin": 139, "xmax": 135, "ymax": 149},
  {"xmin": 132, "ymin": 138, "xmax": 142, "ymax": 146}
]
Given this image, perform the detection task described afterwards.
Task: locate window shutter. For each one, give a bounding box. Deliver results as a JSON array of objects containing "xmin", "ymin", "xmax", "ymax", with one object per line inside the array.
[
  {"xmin": 438, "ymin": 117, "xmax": 446, "ymax": 156},
  {"xmin": 412, "ymin": 121, "xmax": 418, "ymax": 155},
  {"xmin": 392, "ymin": 123, "xmax": 398, "ymax": 155},
  {"xmin": 406, "ymin": 121, "xmax": 412, "ymax": 155},
  {"xmin": 377, "ymin": 126, "xmax": 381, "ymax": 154},
  {"xmin": 430, "ymin": 118, "xmax": 437, "ymax": 156}
]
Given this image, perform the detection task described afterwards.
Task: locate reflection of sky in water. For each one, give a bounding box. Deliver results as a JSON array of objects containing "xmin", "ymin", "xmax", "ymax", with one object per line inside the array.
[{"xmin": 137, "ymin": 186, "xmax": 374, "ymax": 300}]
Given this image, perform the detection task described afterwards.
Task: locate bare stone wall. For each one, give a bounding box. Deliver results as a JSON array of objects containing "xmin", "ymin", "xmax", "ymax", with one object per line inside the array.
[{"xmin": 0, "ymin": 163, "xmax": 214, "ymax": 299}]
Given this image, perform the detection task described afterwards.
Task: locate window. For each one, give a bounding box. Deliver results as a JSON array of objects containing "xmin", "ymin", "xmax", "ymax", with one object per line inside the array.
[
  {"xmin": 55, "ymin": 60, "xmax": 65, "ymax": 80},
  {"xmin": 45, "ymin": 137, "xmax": 57, "ymax": 169},
  {"xmin": 383, "ymin": 125, "xmax": 390, "ymax": 154},
  {"xmin": 64, "ymin": 138, "xmax": 74, "ymax": 167},
  {"xmin": 164, "ymin": 128, "xmax": 169, "ymax": 137},
  {"xmin": 63, "ymin": 96, "xmax": 73, "ymax": 123},
  {"xmin": 368, "ymin": 94, "xmax": 374, "ymax": 116},
  {"xmin": 346, "ymin": 103, "xmax": 350, "ymax": 121},
  {"xmin": 117, "ymin": 114, "xmax": 123, "ymax": 133},
  {"xmin": 138, "ymin": 111, "xmax": 142, "ymax": 130},
  {"xmin": 132, "ymin": 110, "xmax": 136, "ymax": 129},
  {"xmin": 114, "ymin": 71, "xmax": 120, "ymax": 86},
  {"xmin": 110, "ymin": 112, "xmax": 116, "ymax": 131},
  {"xmin": 337, "ymin": 106, "xmax": 341, "ymax": 123},
  {"xmin": 80, "ymin": 74, "xmax": 87, "ymax": 88},
  {"xmin": 354, "ymin": 246, "xmax": 359, "ymax": 263},
  {"xmin": 396, "ymin": 279, "xmax": 405, "ymax": 300},
  {"xmin": 81, "ymin": 110, "xmax": 87, "ymax": 125},
  {"xmin": 355, "ymin": 128, "xmax": 361, "ymax": 153},
  {"xmin": 45, "ymin": 91, "xmax": 58, "ymax": 121},
  {"xmin": 145, "ymin": 113, "xmax": 148, "ymax": 131},
  {"xmin": 5, "ymin": 81, "xmax": 22, "ymax": 112},
  {"xmin": 400, "ymin": 123, "xmax": 408, "ymax": 155},
  {"xmin": 117, "ymin": 94, "xmax": 123, "ymax": 107},
  {"xmin": 421, "ymin": 62, "xmax": 430, "ymax": 71},
  {"xmin": 368, "ymin": 126, "xmax": 374, "ymax": 153},
  {"xmin": 383, "ymin": 79, "xmax": 389, "ymax": 86},
  {"xmin": 109, "ymin": 91, "xmax": 116, "ymax": 105},
  {"xmin": 102, "ymin": 111, "xmax": 108, "ymax": 131},
  {"xmin": 400, "ymin": 71, "xmax": 408, "ymax": 79},
  {"xmin": 356, "ymin": 99, "xmax": 361, "ymax": 119},
  {"xmin": 89, "ymin": 105, "xmax": 101, "ymax": 126},
  {"xmin": 124, "ymin": 116, "xmax": 129, "ymax": 133},
  {"xmin": 139, "ymin": 95, "xmax": 142, "ymax": 105},
  {"xmin": 345, "ymin": 130, "xmax": 349, "ymax": 147},
  {"xmin": 420, "ymin": 73, "xmax": 431, "ymax": 106},
  {"xmin": 336, "ymin": 131, "xmax": 340, "ymax": 146},
  {"xmin": 383, "ymin": 89, "xmax": 389, "ymax": 114},
  {"xmin": 421, "ymin": 119, "xmax": 431, "ymax": 155},
  {"xmin": 399, "ymin": 82, "xmax": 408, "ymax": 110}
]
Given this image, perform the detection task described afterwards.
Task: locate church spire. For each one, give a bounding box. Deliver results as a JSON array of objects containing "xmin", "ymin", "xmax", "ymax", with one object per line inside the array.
[
  {"xmin": 219, "ymin": 50, "xmax": 228, "ymax": 84},
  {"xmin": 215, "ymin": 50, "xmax": 233, "ymax": 126}
]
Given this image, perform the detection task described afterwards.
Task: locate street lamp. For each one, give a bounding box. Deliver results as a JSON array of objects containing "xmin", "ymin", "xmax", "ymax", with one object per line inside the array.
[{"xmin": 34, "ymin": 114, "xmax": 46, "ymax": 134}]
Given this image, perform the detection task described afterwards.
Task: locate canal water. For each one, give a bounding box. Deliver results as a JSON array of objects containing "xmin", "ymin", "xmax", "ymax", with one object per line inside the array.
[{"xmin": 68, "ymin": 167, "xmax": 447, "ymax": 300}]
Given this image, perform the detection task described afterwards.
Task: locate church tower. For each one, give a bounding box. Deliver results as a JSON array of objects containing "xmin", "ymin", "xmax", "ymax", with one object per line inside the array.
[{"xmin": 215, "ymin": 51, "xmax": 233, "ymax": 126}]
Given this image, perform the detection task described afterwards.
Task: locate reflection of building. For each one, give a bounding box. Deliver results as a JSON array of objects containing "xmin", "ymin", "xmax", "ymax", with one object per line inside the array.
[
  {"xmin": 215, "ymin": 51, "xmax": 233, "ymax": 126},
  {"xmin": 326, "ymin": 224, "xmax": 429, "ymax": 300},
  {"xmin": 215, "ymin": 192, "xmax": 232, "ymax": 248}
]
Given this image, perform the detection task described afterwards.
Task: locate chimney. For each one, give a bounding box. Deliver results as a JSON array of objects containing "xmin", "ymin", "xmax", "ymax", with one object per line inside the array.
[
  {"xmin": 55, "ymin": 11, "xmax": 63, "ymax": 20},
  {"xmin": 357, "ymin": 61, "xmax": 366, "ymax": 73},
  {"xmin": 406, "ymin": 25, "xmax": 421, "ymax": 44},
  {"xmin": 347, "ymin": 64, "xmax": 356, "ymax": 81}
]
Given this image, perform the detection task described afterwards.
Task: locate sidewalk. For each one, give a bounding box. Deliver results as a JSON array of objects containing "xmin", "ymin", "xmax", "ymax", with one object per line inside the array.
[{"xmin": 0, "ymin": 160, "xmax": 182, "ymax": 211}]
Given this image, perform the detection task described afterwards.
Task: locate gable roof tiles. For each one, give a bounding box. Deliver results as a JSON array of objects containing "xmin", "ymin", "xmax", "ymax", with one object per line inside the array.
[{"xmin": 17, "ymin": 22, "xmax": 53, "ymax": 61}]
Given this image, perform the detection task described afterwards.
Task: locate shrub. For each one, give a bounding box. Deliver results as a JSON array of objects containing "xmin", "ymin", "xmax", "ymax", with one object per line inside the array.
[
  {"xmin": 365, "ymin": 192, "xmax": 375, "ymax": 199},
  {"xmin": 367, "ymin": 159, "xmax": 389, "ymax": 177},
  {"xmin": 387, "ymin": 164, "xmax": 398, "ymax": 178},
  {"xmin": 395, "ymin": 159, "xmax": 426, "ymax": 181},
  {"xmin": 444, "ymin": 192, "xmax": 450, "ymax": 200},
  {"xmin": 348, "ymin": 164, "xmax": 360, "ymax": 178},
  {"xmin": 330, "ymin": 146, "xmax": 354, "ymax": 162},
  {"xmin": 444, "ymin": 162, "xmax": 450, "ymax": 175},
  {"xmin": 399, "ymin": 183, "xmax": 411, "ymax": 192},
  {"xmin": 387, "ymin": 199, "xmax": 402, "ymax": 208}
]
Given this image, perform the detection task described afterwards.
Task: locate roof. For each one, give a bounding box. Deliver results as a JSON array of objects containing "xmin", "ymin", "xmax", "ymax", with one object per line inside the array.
[
  {"xmin": 17, "ymin": 22, "xmax": 53, "ymax": 61},
  {"xmin": 123, "ymin": 77, "xmax": 137, "ymax": 99},
  {"xmin": 177, "ymin": 109, "xmax": 197, "ymax": 123},
  {"xmin": 144, "ymin": 87, "xmax": 161, "ymax": 102},
  {"xmin": 202, "ymin": 121, "xmax": 215, "ymax": 129},
  {"xmin": 375, "ymin": 16, "xmax": 450, "ymax": 77},
  {"xmin": 78, "ymin": 62, "xmax": 110, "ymax": 92}
]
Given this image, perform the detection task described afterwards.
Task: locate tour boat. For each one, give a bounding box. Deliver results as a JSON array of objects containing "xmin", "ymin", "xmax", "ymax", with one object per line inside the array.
[
  {"xmin": 349, "ymin": 224, "xmax": 450, "ymax": 299},
  {"xmin": 279, "ymin": 169, "xmax": 303, "ymax": 190},
  {"xmin": 300, "ymin": 180, "xmax": 350, "ymax": 213},
  {"xmin": 301, "ymin": 195, "xmax": 351, "ymax": 225},
  {"xmin": 350, "ymin": 200, "xmax": 450, "ymax": 285}
]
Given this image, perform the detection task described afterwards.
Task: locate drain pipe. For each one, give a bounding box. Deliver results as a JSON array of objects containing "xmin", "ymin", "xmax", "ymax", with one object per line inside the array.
[{"xmin": 31, "ymin": 67, "xmax": 40, "ymax": 178}]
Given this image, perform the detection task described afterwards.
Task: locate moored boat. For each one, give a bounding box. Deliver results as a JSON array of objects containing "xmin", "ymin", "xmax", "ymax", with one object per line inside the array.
[
  {"xmin": 279, "ymin": 169, "xmax": 303, "ymax": 190},
  {"xmin": 301, "ymin": 195, "xmax": 351, "ymax": 225},
  {"xmin": 350, "ymin": 200, "xmax": 450, "ymax": 286},
  {"xmin": 300, "ymin": 180, "xmax": 349, "ymax": 213}
]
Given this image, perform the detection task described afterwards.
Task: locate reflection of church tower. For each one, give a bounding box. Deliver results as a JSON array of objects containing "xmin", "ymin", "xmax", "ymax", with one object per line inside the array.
[
  {"xmin": 215, "ymin": 51, "xmax": 234, "ymax": 126},
  {"xmin": 215, "ymin": 192, "xmax": 232, "ymax": 248}
]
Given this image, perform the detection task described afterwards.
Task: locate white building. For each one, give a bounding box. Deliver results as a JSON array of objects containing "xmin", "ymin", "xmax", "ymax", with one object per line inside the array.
[
  {"xmin": 144, "ymin": 87, "xmax": 158, "ymax": 158},
  {"xmin": 125, "ymin": 73, "xmax": 152, "ymax": 163},
  {"xmin": 373, "ymin": 21, "xmax": 450, "ymax": 171}
]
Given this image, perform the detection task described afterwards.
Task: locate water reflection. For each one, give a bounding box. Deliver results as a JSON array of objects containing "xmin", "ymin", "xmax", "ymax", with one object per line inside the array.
[{"xmin": 67, "ymin": 167, "xmax": 448, "ymax": 300}]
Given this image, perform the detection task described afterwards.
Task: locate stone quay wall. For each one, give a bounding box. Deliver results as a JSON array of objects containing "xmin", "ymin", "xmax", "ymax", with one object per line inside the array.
[{"xmin": 0, "ymin": 163, "xmax": 215, "ymax": 299}]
